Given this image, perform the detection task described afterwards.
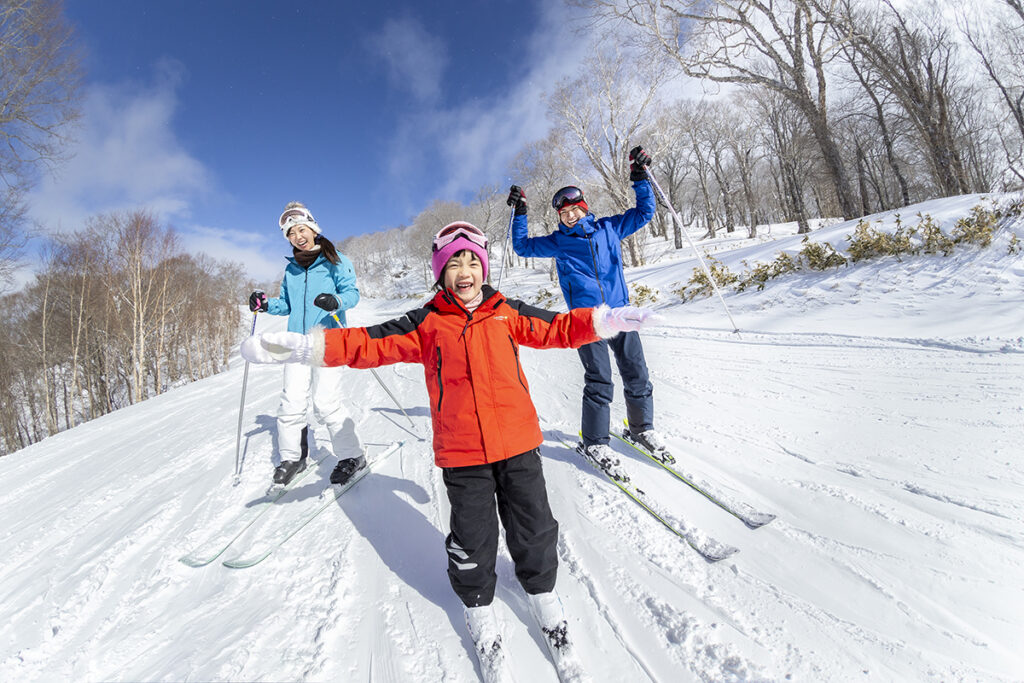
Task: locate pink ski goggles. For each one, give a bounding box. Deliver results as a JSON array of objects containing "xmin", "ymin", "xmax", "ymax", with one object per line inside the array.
[{"xmin": 432, "ymin": 222, "xmax": 488, "ymax": 252}]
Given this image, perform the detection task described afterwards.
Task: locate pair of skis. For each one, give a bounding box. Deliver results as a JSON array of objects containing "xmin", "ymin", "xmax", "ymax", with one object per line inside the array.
[
  {"xmin": 179, "ymin": 441, "xmax": 403, "ymax": 569},
  {"xmin": 555, "ymin": 424, "xmax": 774, "ymax": 562}
]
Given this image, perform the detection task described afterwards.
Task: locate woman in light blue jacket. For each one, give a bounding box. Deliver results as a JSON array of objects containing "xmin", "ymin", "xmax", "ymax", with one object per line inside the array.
[{"xmin": 247, "ymin": 202, "xmax": 363, "ymax": 487}]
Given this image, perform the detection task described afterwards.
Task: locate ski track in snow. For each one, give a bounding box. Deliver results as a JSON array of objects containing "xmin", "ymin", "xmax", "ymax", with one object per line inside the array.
[{"xmin": 3, "ymin": 198, "xmax": 1024, "ymax": 682}]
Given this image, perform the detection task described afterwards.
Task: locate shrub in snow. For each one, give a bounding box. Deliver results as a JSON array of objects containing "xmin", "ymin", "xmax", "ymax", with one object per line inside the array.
[
  {"xmin": 533, "ymin": 287, "xmax": 558, "ymax": 308},
  {"xmin": 951, "ymin": 206, "xmax": 998, "ymax": 248},
  {"xmin": 1008, "ymin": 234, "xmax": 1021, "ymax": 255},
  {"xmin": 629, "ymin": 283, "xmax": 658, "ymax": 306},
  {"xmin": 916, "ymin": 213, "xmax": 956, "ymax": 256},
  {"xmin": 673, "ymin": 257, "xmax": 737, "ymax": 301},
  {"xmin": 847, "ymin": 218, "xmax": 917, "ymax": 262},
  {"xmin": 799, "ymin": 237, "xmax": 848, "ymax": 271},
  {"xmin": 736, "ymin": 252, "xmax": 800, "ymax": 292}
]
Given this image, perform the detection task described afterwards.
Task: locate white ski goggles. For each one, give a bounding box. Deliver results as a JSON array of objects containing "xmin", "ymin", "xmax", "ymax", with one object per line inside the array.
[{"xmin": 279, "ymin": 207, "xmax": 319, "ymax": 235}]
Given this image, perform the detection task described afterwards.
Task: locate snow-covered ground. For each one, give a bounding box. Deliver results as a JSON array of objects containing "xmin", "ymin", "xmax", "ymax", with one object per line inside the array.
[{"xmin": 1, "ymin": 194, "xmax": 1022, "ymax": 682}]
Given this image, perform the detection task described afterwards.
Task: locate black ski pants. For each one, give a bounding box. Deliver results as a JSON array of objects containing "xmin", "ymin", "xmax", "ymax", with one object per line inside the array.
[{"xmin": 442, "ymin": 448, "xmax": 559, "ymax": 608}]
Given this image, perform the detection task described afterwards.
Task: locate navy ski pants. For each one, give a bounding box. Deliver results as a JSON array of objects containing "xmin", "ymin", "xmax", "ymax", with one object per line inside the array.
[
  {"xmin": 442, "ymin": 448, "xmax": 559, "ymax": 607},
  {"xmin": 578, "ymin": 331, "xmax": 654, "ymax": 447}
]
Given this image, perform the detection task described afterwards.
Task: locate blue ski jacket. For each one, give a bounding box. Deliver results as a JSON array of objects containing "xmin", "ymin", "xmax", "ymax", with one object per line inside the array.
[
  {"xmin": 266, "ymin": 253, "xmax": 360, "ymax": 332},
  {"xmin": 511, "ymin": 180, "xmax": 656, "ymax": 308}
]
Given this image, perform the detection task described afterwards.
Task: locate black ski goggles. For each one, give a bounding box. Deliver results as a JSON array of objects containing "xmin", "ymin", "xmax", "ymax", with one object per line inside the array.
[{"xmin": 551, "ymin": 186, "xmax": 584, "ymax": 211}]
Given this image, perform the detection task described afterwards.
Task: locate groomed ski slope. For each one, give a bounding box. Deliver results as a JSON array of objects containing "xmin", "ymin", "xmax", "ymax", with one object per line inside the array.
[{"xmin": 1, "ymin": 194, "xmax": 1022, "ymax": 682}]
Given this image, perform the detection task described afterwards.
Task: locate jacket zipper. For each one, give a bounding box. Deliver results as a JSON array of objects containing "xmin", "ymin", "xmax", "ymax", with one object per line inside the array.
[
  {"xmin": 586, "ymin": 236, "xmax": 607, "ymax": 303},
  {"xmin": 302, "ymin": 270, "xmax": 309, "ymax": 330},
  {"xmin": 508, "ymin": 335, "xmax": 527, "ymax": 390},
  {"xmin": 435, "ymin": 346, "xmax": 444, "ymax": 412}
]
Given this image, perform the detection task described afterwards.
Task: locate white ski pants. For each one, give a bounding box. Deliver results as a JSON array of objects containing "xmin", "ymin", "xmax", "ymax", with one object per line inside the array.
[{"xmin": 277, "ymin": 363, "xmax": 362, "ymax": 462}]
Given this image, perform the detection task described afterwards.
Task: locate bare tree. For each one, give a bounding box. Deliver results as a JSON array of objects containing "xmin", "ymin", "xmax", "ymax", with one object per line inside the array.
[
  {"xmin": 0, "ymin": 0, "xmax": 81, "ymax": 290},
  {"xmin": 835, "ymin": 0, "xmax": 977, "ymax": 197},
  {"xmin": 580, "ymin": 0, "xmax": 861, "ymax": 219},
  {"xmin": 509, "ymin": 132, "xmax": 576, "ymax": 280},
  {"xmin": 547, "ymin": 47, "xmax": 669, "ymax": 265},
  {"xmin": 0, "ymin": 186, "xmax": 30, "ymax": 291},
  {"xmin": 755, "ymin": 89, "xmax": 816, "ymax": 233}
]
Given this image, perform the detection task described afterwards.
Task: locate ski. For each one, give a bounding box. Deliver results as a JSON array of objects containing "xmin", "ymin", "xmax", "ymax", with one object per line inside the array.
[
  {"xmin": 221, "ymin": 441, "xmax": 404, "ymax": 569},
  {"xmin": 552, "ymin": 434, "xmax": 737, "ymax": 562},
  {"xmin": 178, "ymin": 453, "xmax": 325, "ymax": 568},
  {"xmin": 613, "ymin": 422, "xmax": 776, "ymax": 529}
]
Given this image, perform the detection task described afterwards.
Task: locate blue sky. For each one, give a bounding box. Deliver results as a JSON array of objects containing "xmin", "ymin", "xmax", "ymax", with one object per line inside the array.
[{"xmin": 26, "ymin": 0, "xmax": 593, "ymax": 283}]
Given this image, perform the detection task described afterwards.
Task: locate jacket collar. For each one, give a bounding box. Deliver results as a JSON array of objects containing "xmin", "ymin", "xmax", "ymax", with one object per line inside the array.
[
  {"xmin": 285, "ymin": 253, "xmax": 326, "ymax": 267},
  {"xmin": 559, "ymin": 213, "xmax": 596, "ymax": 237},
  {"xmin": 431, "ymin": 285, "xmax": 503, "ymax": 317}
]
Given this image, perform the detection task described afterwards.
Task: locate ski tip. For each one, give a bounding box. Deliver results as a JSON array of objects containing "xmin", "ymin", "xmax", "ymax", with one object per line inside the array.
[
  {"xmin": 744, "ymin": 513, "xmax": 777, "ymax": 529},
  {"xmin": 703, "ymin": 544, "xmax": 740, "ymax": 562},
  {"xmin": 178, "ymin": 555, "xmax": 215, "ymax": 568}
]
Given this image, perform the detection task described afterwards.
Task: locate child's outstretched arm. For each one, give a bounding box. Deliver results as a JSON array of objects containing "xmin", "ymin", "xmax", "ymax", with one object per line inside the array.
[
  {"xmin": 241, "ymin": 315, "xmax": 425, "ymax": 368},
  {"xmin": 507, "ymin": 300, "xmax": 662, "ymax": 349}
]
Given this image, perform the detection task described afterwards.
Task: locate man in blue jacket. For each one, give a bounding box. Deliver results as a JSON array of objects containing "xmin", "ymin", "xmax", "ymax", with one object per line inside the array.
[{"xmin": 509, "ymin": 145, "xmax": 670, "ymax": 473}]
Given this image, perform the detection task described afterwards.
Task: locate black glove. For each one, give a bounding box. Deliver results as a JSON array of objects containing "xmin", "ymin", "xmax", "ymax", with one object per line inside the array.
[
  {"xmin": 313, "ymin": 293, "xmax": 339, "ymax": 312},
  {"xmin": 248, "ymin": 290, "xmax": 268, "ymax": 312},
  {"xmin": 629, "ymin": 145, "xmax": 652, "ymax": 182},
  {"xmin": 506, "ymin": 185, "xmax": 527, "ymax": 216}
]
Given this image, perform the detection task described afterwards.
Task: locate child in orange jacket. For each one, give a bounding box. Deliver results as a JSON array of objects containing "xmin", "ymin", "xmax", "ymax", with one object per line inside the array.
[{"xmin": 242, "ymin": 221, "xmax": 658, "ymax": 680}]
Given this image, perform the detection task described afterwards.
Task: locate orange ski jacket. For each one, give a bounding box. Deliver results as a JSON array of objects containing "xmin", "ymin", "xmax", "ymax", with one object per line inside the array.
[{"xmin": 320, "ymin": 286, "xmax": 600, "ymax": 468}]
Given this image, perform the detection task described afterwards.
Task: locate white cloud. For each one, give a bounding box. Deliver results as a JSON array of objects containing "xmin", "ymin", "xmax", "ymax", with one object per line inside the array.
[
  {"xmin": 380, "ymin": 3, "xmax": 644, "ymax": 209},
  {"xmin": 178, "ymin": 224, "xmax": 285, "ymax": 286},
  {"xmin": 27, "ymin": 58, "xmax": 212, "ymax": 233},
  {"xmin": 366, "ymin": 17, "xmax": 449, "ymax": 103}
]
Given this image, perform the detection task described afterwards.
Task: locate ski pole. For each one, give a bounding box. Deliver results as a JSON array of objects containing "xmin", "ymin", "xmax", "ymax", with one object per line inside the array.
[
  {"xmin": 644, "ymin": 167, "xmax": 741, "ymax": 335},
  {"xmin": 496, "ymin": 204, "xmax": 515, "ymax": 291},
  {"xmin": 331, "ymin": 312, "xmax": 416, "ymax": 429},
  {"xmin": 234, "ymin": 306, "xmax": 260, "ymax": 484}
]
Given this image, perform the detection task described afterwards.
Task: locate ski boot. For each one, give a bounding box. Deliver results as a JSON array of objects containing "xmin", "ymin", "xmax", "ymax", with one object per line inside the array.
[
  {"xmin": 577, "ymin": 442, "xmax": 630, "ymax": 483},
  {"xmin": 330, "ymin": 455, "xmax": 366, "ymax": 486},
  {"xmin": 272, "ymin": 456, "xmax": 307, "ymax": 485},
  {"xmin": 527, "ymin": 591, "xmax": 589, "ymax": 683},
  {"xmin": 628, "ymin": 428, "xmax": 675, "ymax": 464},
  {"xmin": 465, "ymin": 604, "xmax": 512, "ymax": 683}
]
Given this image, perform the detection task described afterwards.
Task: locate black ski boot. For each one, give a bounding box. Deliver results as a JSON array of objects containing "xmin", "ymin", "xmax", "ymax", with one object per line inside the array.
[
  {"xmin": 272, "ymin": 426, "xmax": 311, "ymax": 486},
  {"xmin": 273, "ymin": 456, "xmax": 307, "ymax": 485},
  {"xmin": 330, "ymin": 455, "xmax": 366, "ymax": 486}
]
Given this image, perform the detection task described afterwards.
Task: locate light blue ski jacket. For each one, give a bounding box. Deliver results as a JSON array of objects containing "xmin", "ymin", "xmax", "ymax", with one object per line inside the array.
[{"xmin": 266, "ymin": 253, "xmax": 359, "ymax": 333}]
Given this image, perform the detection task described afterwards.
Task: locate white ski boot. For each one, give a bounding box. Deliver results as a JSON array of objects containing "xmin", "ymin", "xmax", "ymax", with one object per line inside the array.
[
  {"xmin": 465, "ymin": 604, "xmax": 513, "ymax": 683},
  {"xmin": 527, "ymin": 591, "xmax": 590, "ymax": 683}
]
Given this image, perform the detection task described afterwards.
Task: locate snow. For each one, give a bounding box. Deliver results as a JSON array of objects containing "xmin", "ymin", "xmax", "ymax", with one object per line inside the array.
[{"xmin": 2, "ymin": 194, "xmax": 1023, "ymax": 682}]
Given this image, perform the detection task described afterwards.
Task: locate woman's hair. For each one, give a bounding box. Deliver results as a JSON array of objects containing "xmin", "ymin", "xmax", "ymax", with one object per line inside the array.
[
  {"xmin": 315, "ymin": 235, "xmax": 341, "ymax": 265},
  {"xmin": 285, "ymin": 201, "xmax": 340, "ymax": 265}
]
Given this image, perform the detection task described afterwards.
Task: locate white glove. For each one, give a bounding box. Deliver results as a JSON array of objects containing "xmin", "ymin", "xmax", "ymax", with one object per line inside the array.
[
  {"xmin": 240, "ymin": 331, "xmax": 316, "ymax": 364},
  {"xmin": 593, "ymin": 305, "xmax": 663, "ymax": 338}
]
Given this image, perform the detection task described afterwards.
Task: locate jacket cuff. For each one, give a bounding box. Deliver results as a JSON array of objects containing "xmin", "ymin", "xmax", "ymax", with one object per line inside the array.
[
  {"xmin": 309, "ymin": 327, "xmax": 327, "ymax": 366},
  {"xmin": 592, "ymin": 304, "xmax": 617, "ymax": 339}
]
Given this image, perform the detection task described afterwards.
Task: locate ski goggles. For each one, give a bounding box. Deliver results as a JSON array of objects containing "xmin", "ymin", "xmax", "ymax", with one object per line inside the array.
[
  {"xmin": 279, "ymin": 207, "xmax": 317, "ymax": 233},
  {"xmin": 551, "ymin": 186, "xmax": 585, "ymax": 211},
  {"xmin": 432, "ymin": 222, "xmax": 488, "ymax": 252}
]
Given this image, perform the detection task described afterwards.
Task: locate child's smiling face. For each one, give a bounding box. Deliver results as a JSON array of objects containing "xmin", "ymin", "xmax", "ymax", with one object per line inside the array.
[{"xmin": 443, "ymin": 250, "xmax": 484, "ymax": 304}]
